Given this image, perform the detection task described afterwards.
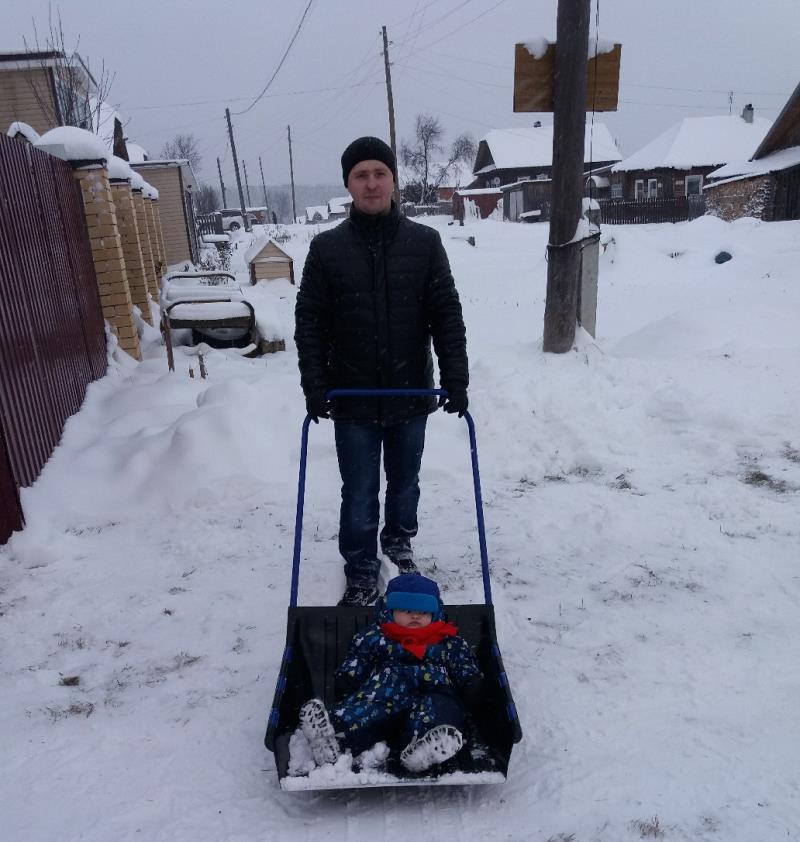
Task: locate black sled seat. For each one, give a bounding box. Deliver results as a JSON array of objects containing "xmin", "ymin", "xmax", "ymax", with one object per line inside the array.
[{"xmin": 263, "ymin": 390, "xmax": 523, "ymax": 790}]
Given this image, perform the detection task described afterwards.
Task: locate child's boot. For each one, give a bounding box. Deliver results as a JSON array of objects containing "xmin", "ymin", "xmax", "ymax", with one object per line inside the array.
[
  {"xmin": 299, "ymin": 699, "xmax": 341, "ymax": 766},
  {"xmin": 400, "ymin": 724, "xmax": 463, "ymax": 773}
]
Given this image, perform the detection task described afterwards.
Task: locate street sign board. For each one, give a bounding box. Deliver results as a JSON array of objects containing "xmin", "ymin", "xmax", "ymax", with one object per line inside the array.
[{"xmin": 513, "ymin": 42, "xmax": 621, "ymax": 112}]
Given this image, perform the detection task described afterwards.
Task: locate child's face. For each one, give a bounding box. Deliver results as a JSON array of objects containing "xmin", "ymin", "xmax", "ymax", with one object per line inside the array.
[{"xmin": 393, "ymin": 609, "xmax": 433, "ymax": 628}]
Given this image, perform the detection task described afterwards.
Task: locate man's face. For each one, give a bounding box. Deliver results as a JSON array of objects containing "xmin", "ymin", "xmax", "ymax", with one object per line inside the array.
[{"xmin": 347, "ymin": 159, "xmax": 394, "ymax": 215}]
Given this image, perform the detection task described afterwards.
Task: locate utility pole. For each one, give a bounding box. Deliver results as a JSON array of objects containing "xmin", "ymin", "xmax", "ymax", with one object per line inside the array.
[
  {"xmin": 216, "ymin": 156, "xmax": 227, "ymax": 208},
  {"xmin": 542, "ymin": 0, "xmax": 591, "ymax": 353},
  {"xmin": 258, "ymin": 156, "xmax": 270, "ymax": 220},
  {"xmin": 225, "ymin": 107, "xmax": 249, "ymax": 230},
  {"xmin": 381, "ymin": 25, "xmax": 400, "ymax": 206},
  {"xmin": 287, "ymin": 124, "xmax": 297, "ymax": 224},
  {"xmin": 243, "ymin": 160, "xmax": 252, "ymax": 207}
]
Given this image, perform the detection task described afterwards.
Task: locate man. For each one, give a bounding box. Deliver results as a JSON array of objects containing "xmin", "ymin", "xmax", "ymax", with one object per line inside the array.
[{"xmin": 295, "ymin": 136, "xmax": 468, "ymax": 606}]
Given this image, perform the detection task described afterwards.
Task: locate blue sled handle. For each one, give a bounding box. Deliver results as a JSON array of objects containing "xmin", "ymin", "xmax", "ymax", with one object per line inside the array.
[{"xmin": 289, "ymin": 388, "xmax": 493, "ymax": 608}]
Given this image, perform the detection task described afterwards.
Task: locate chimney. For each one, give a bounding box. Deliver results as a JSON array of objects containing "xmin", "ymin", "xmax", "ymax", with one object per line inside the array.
[{"xmin": 741, "ymin": 104, "xmax": 754, "ymax": 124}]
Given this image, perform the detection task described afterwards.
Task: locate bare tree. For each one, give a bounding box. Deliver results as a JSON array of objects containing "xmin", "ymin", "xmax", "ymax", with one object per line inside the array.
[
  {"xmin": 160, "ymin": 133, "xmax": 202, "ymax": 173},
  {"xmin": 23, "ymin": 7, "xmax": 115, "ymax": 133},
  {"xmin": 194, "ymin": 183, "xmax": 220, "ymax": 215},
  {"xmin": 401, "ymin": 114, "xmax": 475, "ymax": 205}
]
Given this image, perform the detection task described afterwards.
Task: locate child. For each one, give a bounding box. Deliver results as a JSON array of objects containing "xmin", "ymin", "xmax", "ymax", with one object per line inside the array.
[{"xmin": 298, "ymin": 573, "xmax": 485, "ymax": 773}]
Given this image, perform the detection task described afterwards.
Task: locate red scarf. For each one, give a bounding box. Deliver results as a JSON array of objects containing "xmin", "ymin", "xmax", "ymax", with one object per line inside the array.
[{"xmin": 379, "ymin": 620, "xmax": 458, "ymax": 659}]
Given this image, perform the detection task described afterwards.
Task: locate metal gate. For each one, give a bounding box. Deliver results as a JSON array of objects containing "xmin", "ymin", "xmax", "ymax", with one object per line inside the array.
[{"xmin": 0, "ymin": 134, "xmax": 106, "ymax": 543}]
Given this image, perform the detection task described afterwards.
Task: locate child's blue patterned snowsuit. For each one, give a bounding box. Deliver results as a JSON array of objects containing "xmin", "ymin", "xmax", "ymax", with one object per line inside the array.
[{"xmin": 331, "ymin": 597, "xmax": 481, "ymax": 755}]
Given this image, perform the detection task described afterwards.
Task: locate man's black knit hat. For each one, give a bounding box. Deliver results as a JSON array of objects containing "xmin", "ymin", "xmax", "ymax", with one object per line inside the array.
[{"xmin": 341, "ymin": 136, "xmax": 397, "ymax": 186}]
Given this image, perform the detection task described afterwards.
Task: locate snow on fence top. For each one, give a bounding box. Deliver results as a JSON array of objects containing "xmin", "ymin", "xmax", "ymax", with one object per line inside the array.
[
  {"xmin": 34, "ymin": 126, "xmax": 108, "ymax": 163},
  {"xmin": 612, "ymin": 115, "xmax": 773, "ymax": 172},
  {"xmin": 108, "ymin": 155, "xmax": 135, "ymax": 183},
  {"xmin": 7, "ymin": 121, "xmax": 40, "ymax": 143}
]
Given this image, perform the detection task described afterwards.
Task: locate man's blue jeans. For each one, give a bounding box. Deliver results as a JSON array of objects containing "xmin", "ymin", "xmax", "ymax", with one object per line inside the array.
[{"xmin": 334, "ymin": 415, "xmax": 427, "ymax": 586}]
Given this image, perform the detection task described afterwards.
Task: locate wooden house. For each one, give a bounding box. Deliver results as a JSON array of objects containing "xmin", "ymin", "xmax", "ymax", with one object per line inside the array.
[
  {"xmin": 246, "ymin": 238, "xmax": 294, "ymax": 284},
  {"xmin": 131, "ymin": 159, "xmax": 198, "ymax": 268},
  {"xmin": 705, "ymin": 85, "xmax": 800, "ymax": 222},
  {"xmin": 609, "ymin": 109, "xmax": 772, "ymax": 201},
  {"xmin": 472, "ymin": 122, "xmax": 621, "ymax": 189},
  {"xmin": 305, "ymin": 205, "xmax": 328, "ymax": 224},
  {"xmin": 0, "ymin": 50, "xmax": 95, "ymax": 135}
]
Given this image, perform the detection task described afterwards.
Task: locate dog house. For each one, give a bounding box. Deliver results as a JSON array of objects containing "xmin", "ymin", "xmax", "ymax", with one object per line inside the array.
[{"xmin": 247, "ymin": 237, "xmax": 295, "ymax": 285}]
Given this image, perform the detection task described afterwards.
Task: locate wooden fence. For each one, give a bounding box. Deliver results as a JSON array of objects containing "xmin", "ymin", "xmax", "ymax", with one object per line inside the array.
[
  {"xmin": 599, "ymin": 196, "xmax": 706, "ymax": 225},
  {"xmin": 0, "ymin": 135, "xmax": 106, "ymax": 543}
]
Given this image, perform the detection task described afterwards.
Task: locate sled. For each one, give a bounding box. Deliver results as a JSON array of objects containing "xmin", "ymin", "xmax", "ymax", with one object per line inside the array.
[{"xmin": 264, "ymin": 389, "xmax": 523, "ymax": 790}]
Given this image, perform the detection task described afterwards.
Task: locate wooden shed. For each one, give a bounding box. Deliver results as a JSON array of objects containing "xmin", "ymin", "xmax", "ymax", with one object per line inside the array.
[{"xmin": 247, "ymin": 238, "xmax": 294, "ymax": 284}]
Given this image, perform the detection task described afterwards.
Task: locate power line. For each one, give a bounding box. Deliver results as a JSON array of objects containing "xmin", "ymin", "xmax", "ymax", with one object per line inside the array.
[{"xmin": 233, "ymin": 0, "xmax": 316, "ymax": 116}]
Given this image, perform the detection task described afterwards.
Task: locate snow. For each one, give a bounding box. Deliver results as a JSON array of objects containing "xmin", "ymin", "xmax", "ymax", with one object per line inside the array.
[
  {"xmin": 125, "ymin": 142, "xmax": 148, "ymax": 163},
  {"xmin": 455, "ymin": 187, "xmax": 502, "ymax": 196},
  {"xmin": 34, "ymin": 125, "xmax": 108, "ymax": 163},
  {"xmin": 328, "ymin": 194, "xmax": 352, "ymax": 213},
  {"xmin": 522, "ymin": 36, "xmax": 616, "ymax": 59},
  {"xmin": 707, "ymin": 144, "xmax": 800, "ymax": 183},
  {"xmin": 612, "ymin": 115, "xmax": 773, "ymax": 172},
  {"xmin": 480, "ymin": 123, "xmax": 622, "ymax": 171},
  {"xmin": 129, "ymin": 169, "xmax": 146, "ymax": 192},
  {"xmin": 107, "ymin": 155, "xmax": 134, "ymax": 183},
  {"xmin": 167, "ymin": 301, "xmax": 252, "ymax": 321},
  {"xmin": 142, "ymin": 182, "xmax": 159, "ymax": 201},
  {"xmin": 6, "ymin": 120, "xmax": 40, "ymax": 142},
  {"xmin": 305, "ymin": 204, "xmax": 329, "ymax": 221},
  {"xmin": 3, "ymin": 213, "xmax": 800, "ymax": 840}
]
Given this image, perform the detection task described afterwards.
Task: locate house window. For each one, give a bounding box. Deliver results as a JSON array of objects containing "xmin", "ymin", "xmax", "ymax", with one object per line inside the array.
[
  {"xmin": 647, "ymin": 178, "xmax": 658, "ymax": 198},
  {"xmin": 610, "ymin": 182, "xmax": 623, "ymax": 199},
  {"xmin": 635, "ymin": 179, "xmax": 645, "ymax": 200},
  {"xmin": 685, "ymin": 175, "xmax": 703, "ymax": 196}
]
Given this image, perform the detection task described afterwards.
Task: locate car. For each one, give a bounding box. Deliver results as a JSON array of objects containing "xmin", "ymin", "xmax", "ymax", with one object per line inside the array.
[{"xmin": 219, "ymin": 209, "xmax": 257, "ymax": 232}]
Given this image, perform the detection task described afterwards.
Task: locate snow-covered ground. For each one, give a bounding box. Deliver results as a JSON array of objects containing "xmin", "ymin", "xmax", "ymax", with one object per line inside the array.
[{"xmin": 2, "ymin": 213, "xmax": 799, "ymax": 841}]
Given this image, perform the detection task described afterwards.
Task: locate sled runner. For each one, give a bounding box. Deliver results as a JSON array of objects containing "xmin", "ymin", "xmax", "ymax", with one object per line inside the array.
[{"xmin": 264, "ymin": 389, "xmax": 523, "ymax": 790}]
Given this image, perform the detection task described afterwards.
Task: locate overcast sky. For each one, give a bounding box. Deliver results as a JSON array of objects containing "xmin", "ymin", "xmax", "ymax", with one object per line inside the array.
[{"xmin": 5, "ymin": 0, "xmax": 800, "ymax": 187}]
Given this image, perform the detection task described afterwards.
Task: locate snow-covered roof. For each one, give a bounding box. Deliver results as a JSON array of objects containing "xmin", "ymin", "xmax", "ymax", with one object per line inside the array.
[
  {"xmin": 478, "ymin": 123, "xmax": 621, "ymax": 171},
  {"xmin": 706, "ymin": 145, "xmax": 800, "ymax": 184},
  {"xmin": 455, "ymin": 187, "xmax": 502, "ymax": 196},
  {"xmin": 305, "ymin": 205, "xmax": 328, "ymax": 220},
  {"xmin": 89, "ymin": 97, "xmax": 123, "ymax": 152},
  {"xmin": 328, "ymin": 195, "xmax": 352, "ymax": 213},
  {"xmin": 612, "ymin": 115, "xmax": 772, "ymax": 172},
  {"xmin": 126, "ymin": 142, "xmax": 148, "ymax": 163},
  {"xmin": 6, "ymin": 121, "xmax": 40, "ymax": 143},
  {"xmin": 34, "ymin": 125, "xmax": 108, "ymax": 163},
  {"xmin": 244, "ymin": 237, "xmax": 291, "ymax": 264}
]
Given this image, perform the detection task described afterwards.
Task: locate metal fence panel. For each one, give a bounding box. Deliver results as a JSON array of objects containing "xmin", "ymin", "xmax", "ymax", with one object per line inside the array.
[{"xmin": 0, "ymin": 134, "xmax": 106, "ymax": 542}]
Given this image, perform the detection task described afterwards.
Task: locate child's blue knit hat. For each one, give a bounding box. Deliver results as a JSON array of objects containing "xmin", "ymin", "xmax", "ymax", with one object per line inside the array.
[{"xmin": 385, "ymin": 574, "xmax": 440, "ymax": 615}]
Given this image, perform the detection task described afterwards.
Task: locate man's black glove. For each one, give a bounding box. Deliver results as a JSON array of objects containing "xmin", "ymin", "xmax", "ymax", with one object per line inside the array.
[
  {"xmin": 305, "ymin": 390, "xmax": 331, "ymax": 423},
  {"xmin": 438, "ymin": 388, "xmax": 468, "ymax": 418}
]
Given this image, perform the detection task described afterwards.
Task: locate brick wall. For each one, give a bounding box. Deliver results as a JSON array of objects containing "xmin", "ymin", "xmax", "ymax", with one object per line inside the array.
[
  {"xmin": 74, "ymin": 166, "xmax": 141, "ymax": 359},
  {"xmin": 111, "ymin": 182, "xmax": 152, "ymax": 325},
  {"xmin": 705, "ymin": 174, "xmax": 775, "ymax": 222}
]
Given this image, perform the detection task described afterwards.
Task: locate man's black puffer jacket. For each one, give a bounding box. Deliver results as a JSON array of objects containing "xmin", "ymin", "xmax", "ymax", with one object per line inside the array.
[{"xmin": 295, "ymin": 205, "xmax": 468, "ymax": 425}]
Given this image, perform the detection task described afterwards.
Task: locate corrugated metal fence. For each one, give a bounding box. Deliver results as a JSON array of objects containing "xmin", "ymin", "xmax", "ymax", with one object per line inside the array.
[{"xmin": 0, "ymin": 134, "xmax": 107, "ymax": 543}]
